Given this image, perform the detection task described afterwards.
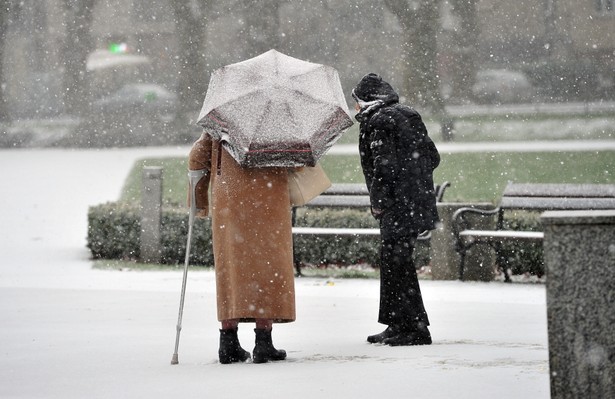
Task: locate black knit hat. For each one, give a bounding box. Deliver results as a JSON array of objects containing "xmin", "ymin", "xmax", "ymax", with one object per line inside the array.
[{"xmin": 352, "ymin": 73, "xmax": 395, "ymax": 102}]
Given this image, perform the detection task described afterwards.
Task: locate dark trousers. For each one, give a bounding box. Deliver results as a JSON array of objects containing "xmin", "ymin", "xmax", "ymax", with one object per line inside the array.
[{"xmin": 377, "ymin": 232, "xmax": 430, "ymax": 329}]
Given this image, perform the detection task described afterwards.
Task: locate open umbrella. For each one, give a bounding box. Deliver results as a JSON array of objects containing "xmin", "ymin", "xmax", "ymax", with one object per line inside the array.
[{"xmin": 196, "ymin": 49, "xmax": 353, "ymax": 168}]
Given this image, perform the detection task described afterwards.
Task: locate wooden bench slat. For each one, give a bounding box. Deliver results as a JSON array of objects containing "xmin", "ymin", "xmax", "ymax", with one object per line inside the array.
[
  {"xmin": 292, "ymin": 227, "xmax": 380, "ymax": 236},
  {"xmin": 460, "ymin": 230, "xmax": 544, "ymax": 241},
  {"xmin": 304, "ymin": 195, "xmax": 372, "ymax": 208},
  {"xmin": 500, "ymin": 197, "xmax": 615, "ymax": 211},
  {"xmin": 321, "ymin": 183, "xmax": 369, "ymax": 196},
  {"xmin": 293, "ymin": 227, "xmax": 431, "ymax": 241},
  {"xmin": 503, "ymin": 183, "xmax": 615, "ymax": 198}
]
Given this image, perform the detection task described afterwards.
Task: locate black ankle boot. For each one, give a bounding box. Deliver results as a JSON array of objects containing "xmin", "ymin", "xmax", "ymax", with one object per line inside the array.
[
  {"xmin": 382, "ymin": 323, "xmax": 432, "ymax": 346},
  {"xmin": 253, "ymin": 328, "xmax": 287, "ymax": 364},
  {"xmin": 367, "ymin": 325, "xmax": 399, "ymax": 344},
  {"xmin": 219, "ymin": 328, "xmax": 251, "ymax": 364}
]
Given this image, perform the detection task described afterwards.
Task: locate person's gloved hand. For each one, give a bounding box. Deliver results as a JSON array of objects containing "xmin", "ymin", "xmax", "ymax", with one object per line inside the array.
[{"xmin": 371, "ymin": 207, "xmax": 384, "ymax": 220}]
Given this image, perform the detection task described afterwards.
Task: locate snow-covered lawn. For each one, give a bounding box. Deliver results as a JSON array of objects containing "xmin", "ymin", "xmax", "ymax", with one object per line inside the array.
[{"xmin": 0, "ymin": 147, "xmax": 549, "ymax": 399}]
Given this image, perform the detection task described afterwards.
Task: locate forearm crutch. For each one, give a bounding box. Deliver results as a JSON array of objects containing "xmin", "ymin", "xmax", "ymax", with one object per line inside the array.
[{"xmin": 171, "ymin": 168, "xmax": 208, "ymax": 365}]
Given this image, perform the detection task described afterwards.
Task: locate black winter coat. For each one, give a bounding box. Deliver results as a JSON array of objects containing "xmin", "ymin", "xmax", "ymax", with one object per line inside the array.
[{"xmin": 357, "ymin": 94, "xmax": 440, "ymax": 235}]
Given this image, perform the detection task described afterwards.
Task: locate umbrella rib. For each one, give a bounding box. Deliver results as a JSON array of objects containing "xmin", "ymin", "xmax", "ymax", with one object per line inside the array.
[
  {"xmin": 201, "ymin": 86, "xmax": 262, "ymax": 117},
  {"xmin": 288, "ymin": 89, "xmax": 336, "ymax": 109},
  {"xmin": 253, "ymin": 99, "xmax": 274, "ymax": 142}
]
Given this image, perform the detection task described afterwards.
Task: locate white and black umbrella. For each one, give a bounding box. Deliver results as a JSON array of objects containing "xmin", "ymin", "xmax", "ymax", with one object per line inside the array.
[{"xmin": 196, "ymin": 49, "xmax": 353, "ymax": 168}]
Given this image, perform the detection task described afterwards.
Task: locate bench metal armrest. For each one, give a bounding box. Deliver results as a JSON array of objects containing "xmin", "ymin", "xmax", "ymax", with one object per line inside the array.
[
  {"xmin": 417, "ymin": 230, "xmax": 431, "ymax": 241},
  {"xmin": 435, "ymin": 181, "xmax": 451, "ymax": 202},
  {"xmin": 451, "ymin": 206, "xmax": 500, "ymax": 251}
]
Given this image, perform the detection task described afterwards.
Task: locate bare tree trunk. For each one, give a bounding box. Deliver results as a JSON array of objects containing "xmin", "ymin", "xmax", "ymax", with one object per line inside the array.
[
  {"xmin": 171, "ymin": 0, "xmax": 212, "ymax": 117},
  {"xmin": 27, "ymin": 1, "xmax": 48, "ymax": 73},
  {"xmin": 384, "ymin": 0, "xmax": 453, "ymax": 141},
  {"xmin": 449, "ymin": 0, "xmax": 478, "ymax": 101},
  {"xmin": 0, "ymin": 0, "xmax": 11, "ymax": 121},
  {"xmin": 61, "ymin": 0, "xmax": 96, "ymax": 116},
  {"xmin": 416, "ymin": 1, "xmax": 443, "ymax": 111}
]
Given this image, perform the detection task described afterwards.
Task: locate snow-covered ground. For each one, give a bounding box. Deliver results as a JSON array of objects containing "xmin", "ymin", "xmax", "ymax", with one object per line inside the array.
[{"xmin": 0, "ymin": 146, "xmax": 550, "ymax": 399}]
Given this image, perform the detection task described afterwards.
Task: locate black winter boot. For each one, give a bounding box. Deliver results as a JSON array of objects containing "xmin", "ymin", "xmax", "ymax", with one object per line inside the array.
[
  {"xmin": 218, "ymin": 328, "xmax": 251, "ymax": 364},
  {"xmin": 382, "ymin": 323, "xmax": 432, "ymax": 346},
  {"xmin": 367, "ymin": 325, "xmax": 399, "ymax": 344},
  {"xmin": 253, "ymin": 328, "xmax": 287, "ymax": 364}
]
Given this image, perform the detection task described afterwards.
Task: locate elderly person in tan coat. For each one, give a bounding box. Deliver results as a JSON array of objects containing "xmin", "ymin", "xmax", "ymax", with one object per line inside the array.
[{"xmin": 189, "ymin": 132, "xmax": 296, "ymax": 364}]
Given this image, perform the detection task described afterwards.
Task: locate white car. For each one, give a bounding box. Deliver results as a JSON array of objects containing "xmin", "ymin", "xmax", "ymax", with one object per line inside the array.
[{"xmin": 91, "ymin": 83, "xmax": 178, "ymax": 123}]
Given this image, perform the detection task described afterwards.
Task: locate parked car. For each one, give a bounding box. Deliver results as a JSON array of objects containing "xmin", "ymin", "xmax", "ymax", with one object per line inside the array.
[
  {"xmin": 472, "ymin": 69, "xmax": 538, "ymax": 104},
  {"xmin": 91, "ymin": 83, "xmax": 178, "ymax": 124},
  {"xmin": 82, "ymin": 83, "xmax": 179, "ymax": 146}
]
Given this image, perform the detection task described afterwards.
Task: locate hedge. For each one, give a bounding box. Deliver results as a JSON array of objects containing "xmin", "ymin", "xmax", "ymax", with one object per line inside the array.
[
  {"xmin": 87, "ymin": 202, "xmax": 544, "ymax": 276},
  {"xmin": 87, "ymin": 202, "xmax": 214, "ymax": 265},
  {"xmin": 499, "ymin": 212, "xmax": 544, "ymax": 277},
  {"xmin": 87, "ymin": 203, "xmax": 429, "ymax": 268}
]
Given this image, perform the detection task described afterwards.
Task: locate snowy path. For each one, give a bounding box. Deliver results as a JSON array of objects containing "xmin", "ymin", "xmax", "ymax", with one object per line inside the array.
[{"xmin": 0, "ymin": 147, "xmax": 550, "ymax": 399}]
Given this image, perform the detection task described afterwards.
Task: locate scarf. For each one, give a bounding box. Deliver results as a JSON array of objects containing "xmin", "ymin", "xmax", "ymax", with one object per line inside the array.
[
  {"xmin": 352, "ymin": 88, "xmax": 391, "ymax": 123},
  {"xmin": 355, "ymin": 99, "xmax": 384, "ymax": 123}
]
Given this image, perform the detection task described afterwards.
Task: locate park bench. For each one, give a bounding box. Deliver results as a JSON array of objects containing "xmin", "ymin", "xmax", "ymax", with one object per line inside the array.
[
  {"xmin": 291, "ymin": 182, "xmax": 450, "ymax": 275},
  {"xmin": 452, "ymin": 183, "xmax": 615, "ymax": 282}
]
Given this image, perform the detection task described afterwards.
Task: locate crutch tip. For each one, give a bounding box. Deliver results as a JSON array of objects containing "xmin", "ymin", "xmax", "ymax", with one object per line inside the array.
[{"xmin": 171, "ymin": 354, "xmax": 179, "ymax": 365}]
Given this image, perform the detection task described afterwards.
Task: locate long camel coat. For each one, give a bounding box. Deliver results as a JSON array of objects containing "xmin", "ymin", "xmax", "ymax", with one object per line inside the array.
[{"xmin": 188, "ymin": 133, "xmax": 296, "ymax": 323}]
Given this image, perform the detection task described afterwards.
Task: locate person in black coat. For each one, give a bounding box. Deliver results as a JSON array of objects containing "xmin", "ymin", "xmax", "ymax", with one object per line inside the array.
[{"xmin": 352, "ymin": 73, "xmax": 440, "ymax": 346}]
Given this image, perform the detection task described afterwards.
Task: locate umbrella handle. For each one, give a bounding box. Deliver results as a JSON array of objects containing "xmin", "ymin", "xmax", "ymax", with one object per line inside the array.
[{"xmin": 171, "ymin": 169, "xmax": 208, "ymax": 365}]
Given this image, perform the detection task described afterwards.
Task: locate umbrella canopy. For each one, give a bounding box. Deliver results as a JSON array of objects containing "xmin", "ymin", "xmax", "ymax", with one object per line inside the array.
[{"xmin": 197, "ymin": 49, "xmax": 353, "ymax": 168}]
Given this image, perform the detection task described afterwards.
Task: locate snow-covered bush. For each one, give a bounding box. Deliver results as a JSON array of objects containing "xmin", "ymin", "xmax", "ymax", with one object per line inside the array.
[
  {"xmin": 292, "ymin": 208, "xmax": 379, "ymax": 266},
  {"xmin": 87, "ymin": 203, "xmax": 141, "ymax": 260},
  {"xmin": 292, "ymin": 208, "xmax": 430, "ymax": 268},
  {"xmin": 87, "ymin": 204, "xmax": 393, "ymax": 267},
  {"xmin": 87, "ymin": 203, "xmax": 214, "ymax": 265},
  {"xmin": 87, "ymin": 202, "xmax": 539, "ymax": 275}
]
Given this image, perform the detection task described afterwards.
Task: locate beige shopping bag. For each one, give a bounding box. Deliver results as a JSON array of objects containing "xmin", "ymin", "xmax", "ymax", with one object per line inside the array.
[{"xmin": 288, "ymin": 164, "xmax": 332, "ymax": 206}]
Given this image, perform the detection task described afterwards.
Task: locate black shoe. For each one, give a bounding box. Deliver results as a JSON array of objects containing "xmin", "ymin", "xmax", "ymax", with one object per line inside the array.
[
  {"xmin": 383, "ymin": 324, "xmax": 432, "ymax": 346},
  {"xmin": 253, "ymin": 328, "xmax": 287, "ymax": 364},
  {"xmin": 367, "ymin": 326, "xmax": 399, "ymax": 344},
  {"xmin": 218, "ymin": 328, "xmax": 251, "ymax": 364}
]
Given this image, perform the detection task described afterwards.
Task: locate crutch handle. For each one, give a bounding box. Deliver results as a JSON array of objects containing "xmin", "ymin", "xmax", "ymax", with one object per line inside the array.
[
  {"xmin": 188, "ymin": 168, "xmax": 208, "ymax": 186},
  {"xmin": 188, "ymin": 168, "xmax": 208, "ymax": 218}
]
